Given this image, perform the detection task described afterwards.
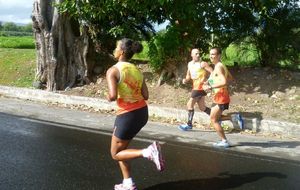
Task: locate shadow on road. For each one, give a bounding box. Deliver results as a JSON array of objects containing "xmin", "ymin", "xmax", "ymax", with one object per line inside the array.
[
  {"xmin": 143, "ymin": 172, "xmax": 286, "ymax": 190},
  {"xmin": 234, "ymin": 141, "xmax": 300, "ymax": 148}
]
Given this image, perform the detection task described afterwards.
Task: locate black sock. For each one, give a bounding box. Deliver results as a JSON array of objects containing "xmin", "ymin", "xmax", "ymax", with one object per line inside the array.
[
  {"xmin": 204, "ymin": 107, "xmax": 211, "ymax": 115},
  {"xmin": 187, "ymin": 110, "xmax": 194, "ymax": 126}
]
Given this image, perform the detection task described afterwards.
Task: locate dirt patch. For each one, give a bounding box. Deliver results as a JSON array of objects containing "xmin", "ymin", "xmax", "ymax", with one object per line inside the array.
[{"xmin": 61, "ymin": 64, "xmax": 300, "ymax": 124}]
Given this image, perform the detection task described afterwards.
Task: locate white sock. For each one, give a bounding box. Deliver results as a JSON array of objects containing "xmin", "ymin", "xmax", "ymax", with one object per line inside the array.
[
  {"xmin": 142, "ymin": 147, "xmax": 151, "ymax": 158},
  {"xmin": 123, "ymin": 178, "xmax": 133, "ymax": 186},
  {"xmin": 222, "ymin": 139, "xmax": 227, "ymax": 143}
]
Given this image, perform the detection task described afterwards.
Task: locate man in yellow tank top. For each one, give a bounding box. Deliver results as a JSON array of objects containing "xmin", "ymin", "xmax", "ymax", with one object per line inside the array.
[
  {"xmin": 179, "ymin": 48, "xmax": 213, "ymax": 131},
  {"xmin": 203, "ymin": 47, "xmax": 232, "ymax": 148},
  {"xmin": 106, "ymin": 38, "xmax": 165, "ymax": 190}
]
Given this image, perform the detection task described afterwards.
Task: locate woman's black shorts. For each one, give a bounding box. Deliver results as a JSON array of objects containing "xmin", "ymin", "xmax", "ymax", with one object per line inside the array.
[
  {"xmin": 113, "ymin": 106, "xmax": 148, "ymax": 140},
  {"xmin": 191, "ymin": 90, "xmax": 207, "ymax": 99}
]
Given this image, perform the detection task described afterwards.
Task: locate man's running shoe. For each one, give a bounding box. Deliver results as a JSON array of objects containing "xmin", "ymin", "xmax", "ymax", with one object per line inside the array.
[
  {"xmin": 178, "ymin": 124, "xmax": 193, "ymax": 131},
  {"xmin": 147, "ymin": 141, "xmax": 165, "ymax": 172},
  {"xmin": 114, "ymin": 183, "xmax": 137, "ymax": 190},
  {"xmin": 213, "ymin": 140, "xmax": 230, "ymax": 148}
]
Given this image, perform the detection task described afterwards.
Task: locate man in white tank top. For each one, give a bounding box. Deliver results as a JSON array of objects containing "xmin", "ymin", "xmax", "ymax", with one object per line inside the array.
[{"xmin": 179, "ymin": 48, "xmax": 213, "ymax": 131}]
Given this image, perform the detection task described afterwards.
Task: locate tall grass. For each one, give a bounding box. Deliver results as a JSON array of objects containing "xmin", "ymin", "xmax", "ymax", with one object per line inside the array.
[{"xmin": 0, "ymin": 36, "xmax": 35, "ymax": 49}]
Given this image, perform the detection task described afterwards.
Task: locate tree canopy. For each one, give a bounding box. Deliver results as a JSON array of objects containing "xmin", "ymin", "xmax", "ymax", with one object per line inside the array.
[{"xmin": 57, "ymin": 0, "xmax": 300, "ymax": 70}]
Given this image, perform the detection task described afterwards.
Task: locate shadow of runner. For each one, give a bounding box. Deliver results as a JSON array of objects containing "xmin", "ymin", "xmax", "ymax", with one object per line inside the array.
[
  {"xmin": 234, "ymin": 141, "xmax": 300, "ymax": 148},
  {"xmin": 143, "ymin": 172, "xmax": 286, "ymax": 190}
]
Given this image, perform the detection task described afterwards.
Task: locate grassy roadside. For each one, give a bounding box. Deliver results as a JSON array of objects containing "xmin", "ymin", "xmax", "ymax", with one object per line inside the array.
[
  {"xmin": 0, "ymin": 48, "xmax": 36, "ymax": 87},
  {"xmin": 0, "ymin": 36, "xmax": 35, "ymax": 49}
]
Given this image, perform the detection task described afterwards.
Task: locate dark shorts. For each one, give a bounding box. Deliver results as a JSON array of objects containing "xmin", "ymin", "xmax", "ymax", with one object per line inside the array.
[
  {"xmin": 114, "ymin": 106, "xmax": 148, "ymax": 140},
  {"xmin": 212, "ymin": 103, "xmax": 229, "ymax": 111},
  {"xmin": 191, "ymin": 90, "xmax": 207, "ymax": 99}
]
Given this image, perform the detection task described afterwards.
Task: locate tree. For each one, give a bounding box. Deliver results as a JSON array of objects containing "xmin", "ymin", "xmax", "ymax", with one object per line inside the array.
[
  {"xmin": 251, "ymin": 0, "xmax": 300, "ymax": 67},
  {"xmin": 57, "ymin": 0, "xmax": 167, "ymax": 52},
  {"xmin": 32, "ymin": 0, "xmax": 108, "ymax": 91},
  {"xmin": 22, "ymin": 23, "xmax": 33, "ymax": 33},
  {"xmin": 159, "ymin": 0, "xmax": 300, "ymax": 68},
  {"xmin": 210, "ymin": 0, "xmax": 300, "ymax": 68},
  {"xmin": 32, "ymin": 0, "xmax": 300, "ymax": 91},
  {"xmin": 2, "ymin": 22, "xmax": 19, "ymax": 31},
  {"xmin": 32, "ymin": 0, "xmax": 167, "ymax": 91}
]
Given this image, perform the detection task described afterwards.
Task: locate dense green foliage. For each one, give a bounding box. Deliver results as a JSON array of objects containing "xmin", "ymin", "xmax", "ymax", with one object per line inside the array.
[
  {"xmin": 58, "ymin": 0, "xmax": 167, "ymax": 53},
  {"xmin": 223, "ymin": 42, "xmax": 260, "ymax": 67},
  {"xmin": 0, "ymin": 22, "xmax": 33, "ymax": 36},
  {"xmin": 132, "ymin": 41, "xmax": 149, "ymax": 61},
  {"xmin": 56, "ymin": 1, "xmax": 300, "ymax": 70},
  {"xmin": 228, "ymin": 0, "xmax": 300, "ymax": 69}
]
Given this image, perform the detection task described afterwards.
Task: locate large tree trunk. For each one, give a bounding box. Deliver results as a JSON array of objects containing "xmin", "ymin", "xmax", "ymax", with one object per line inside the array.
[
  {"xmin": 156, "ymin": 48, "xmax": 189, "ymax": 87},
  {"xmin": 32, "ymin": 0, "xmax": 92, "ymax": 91}
]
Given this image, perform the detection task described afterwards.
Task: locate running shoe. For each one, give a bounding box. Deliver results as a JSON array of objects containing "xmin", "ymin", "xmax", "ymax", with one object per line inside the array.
[
  {"xmin": 147, "ymin": 141, "xmax": 165, "ymax": 172},
  {"xmin": 213, "ymin": 140, "xmax": 230, "ymax": 148},
  {"xmin": 114, "ymin": 183, "xmax": 137, "ymax": 190},
  {"xmin": 178, "ymin": 124, "xmax": 193, "ymax": 131}
]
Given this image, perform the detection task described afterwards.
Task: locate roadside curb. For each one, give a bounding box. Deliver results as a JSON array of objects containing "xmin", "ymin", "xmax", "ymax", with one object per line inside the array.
[{"xmin": 0, "ymin": 85, "xmax": 299, "ymax": 138}]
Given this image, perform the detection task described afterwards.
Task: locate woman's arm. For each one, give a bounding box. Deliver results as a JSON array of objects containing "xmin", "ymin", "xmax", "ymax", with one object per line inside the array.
[
  {"xmin": 106, "ymin": 67, "xmax": 119, "ymax": 101},
  {"xmin": 141, "ymin": 78, "xmax": 149, "ymax": 100}
]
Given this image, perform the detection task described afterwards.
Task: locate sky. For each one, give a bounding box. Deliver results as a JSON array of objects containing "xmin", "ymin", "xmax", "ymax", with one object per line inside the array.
[{"xmin": 0, "ymin": 0, "xmax": 34, "ymax": 24}]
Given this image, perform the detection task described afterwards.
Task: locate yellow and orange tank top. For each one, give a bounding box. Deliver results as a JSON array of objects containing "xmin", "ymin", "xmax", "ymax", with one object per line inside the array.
[
  {"xmin": 208, "ymin": 62, "xmax": 230, "ymax": 104},
  {"xmin": 188, "ymin": 61, "xmax": 207, "ymax": 90},
  {"xmin": 115, "ymin": 62, "xmax": 147, "ymax": 115}
]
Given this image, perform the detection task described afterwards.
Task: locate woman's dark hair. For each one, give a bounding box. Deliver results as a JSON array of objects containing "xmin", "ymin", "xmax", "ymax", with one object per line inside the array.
[{"xmin": 120, "ymin": 38, "xmax": 143, "ymax": 59}]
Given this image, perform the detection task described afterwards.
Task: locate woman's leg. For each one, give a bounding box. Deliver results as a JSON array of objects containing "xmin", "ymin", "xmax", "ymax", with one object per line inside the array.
[{"xmin": 111, "ymin": 135, "xmax": 143, "ymax": 179}]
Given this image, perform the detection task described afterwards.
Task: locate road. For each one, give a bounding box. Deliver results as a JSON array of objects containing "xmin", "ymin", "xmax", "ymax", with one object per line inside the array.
[{"xmin": 0, "ymin": 112, "xmax": 299, "ymax": 190}]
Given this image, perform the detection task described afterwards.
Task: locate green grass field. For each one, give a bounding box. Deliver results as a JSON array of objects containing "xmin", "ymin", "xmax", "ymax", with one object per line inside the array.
[
  {"xmin": 0, "ymin": 36, "xmax": 35, "ymax": 49},
  {"xmin": 0, "ymin": 36, "xmax": 36, "ymax": 87},
  {"xmin": 0, "ymin": 48, "xmax": 36, "ymax": 87}
]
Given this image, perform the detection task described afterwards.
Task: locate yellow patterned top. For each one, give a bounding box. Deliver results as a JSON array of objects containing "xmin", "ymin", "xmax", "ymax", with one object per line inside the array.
[{"xmin": 115, "ymin": 62, "xmax": 146, "ymax": 114}]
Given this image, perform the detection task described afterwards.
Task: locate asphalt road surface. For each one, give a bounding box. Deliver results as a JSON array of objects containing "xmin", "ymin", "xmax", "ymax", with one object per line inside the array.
[{"xmin": 0, "ymin": 112, "xmax": 299, "ymax": 190}]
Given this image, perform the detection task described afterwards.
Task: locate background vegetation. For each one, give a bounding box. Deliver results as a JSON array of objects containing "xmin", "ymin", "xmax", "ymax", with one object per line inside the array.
[
  {"xmin": 0, "ymin": 0, "xmax": 300, "ymax": 89},
  {"xmin": 58, "ymin": 0, "xmax": 300, "ymax": 71},
  {"xmin": 0, "ymin": 22, "xmax": 33, "ymax": 36}
]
